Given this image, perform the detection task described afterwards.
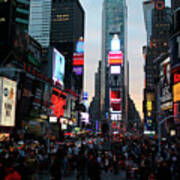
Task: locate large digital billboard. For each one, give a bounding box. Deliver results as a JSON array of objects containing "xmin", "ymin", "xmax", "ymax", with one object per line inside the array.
[
  {"xmin": 73, "ymin": 53, "xmax": 84, "ymax": 66},
  {"xmin": 50, "ymin": 88, "xmax": 67, "ymax": 118},
  {"xmin": 73, "ymin": 66, "xmax": 83, "ymax": 75},
  {"xmin": 52, "ymin": 48, "xmax": 65, "ymax": 87},
  {"xmin": 159, "ymin": 57, "xmax": 172, "ymax": 111},
  {"xmin": 80, "ymin": 112, "xmax": 89, "ymax": 124},
  {"xmin": 0, "ymin": 78, "xmax": 17, "ymax": 127},
  {"xmin": 108, "ymin": 51, "xmax": 123, "ymax": 65},
  {"xmin": 111, "ymin": 34, "xmax": 120, "ymax": 51},
  {"xmin": 110, "ymin": 65, "xmax": 121, "ymax": 74},
  {"xmin": 76, "ymin": 37, "xmax": 84, "ymax": 53},
  {"xmin": 173, "ymin": 83, "xmax": 180, "ymax": 102},
  {"xmin": 110, "ymin": 90, "xmax": 121, "ymax": 112}
]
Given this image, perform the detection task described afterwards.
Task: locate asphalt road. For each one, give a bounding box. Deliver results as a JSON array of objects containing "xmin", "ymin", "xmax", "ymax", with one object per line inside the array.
[{"xmin": 37, "ymin": 170, "xmax": 127, "ymax": 180}]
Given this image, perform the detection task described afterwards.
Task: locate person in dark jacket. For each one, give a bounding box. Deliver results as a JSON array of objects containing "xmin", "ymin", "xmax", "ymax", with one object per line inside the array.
[
  {"xmin": 157, "ymin": 160, "xmax": 172, "ymax": 180},
  {"xmin": 88, "ymin": 155, "xmax": 101, "ymax": 180},
  {"xmin": 50, "ymin": 153, "xmax": 62, "ymax": 180}
]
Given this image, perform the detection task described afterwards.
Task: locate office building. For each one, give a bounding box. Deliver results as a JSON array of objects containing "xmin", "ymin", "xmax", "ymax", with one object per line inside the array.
[
  {"xmin": 0, "ymin": 0, "xmax": 30, "ymax": 62},
  {"xmin": 143, "ymin": 0, "xmax": 170, "ymax": 133},
  {"xmin": 170, "ymin": 0, "xmax": 180, "ymax": 137},
  {"xmin": 50, "ymin": 0, "xmax": 84, "ymax": 93},
  {"xmin": 29, "ymin": 0, "xmax": 51, "ymax": 48},
  {"xmin": 101, "ymin": 0, "xmax": 128, "ymax": 129}
]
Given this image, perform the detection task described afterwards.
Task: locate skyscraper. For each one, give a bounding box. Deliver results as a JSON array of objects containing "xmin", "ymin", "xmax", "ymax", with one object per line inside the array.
[
  {"xmin": 29, "ymin": 0, "xmax": 51, "ymax": 48},
  {"xmin": 143, "ymin": 0, "xmax": 170, "ymax": 133},
  {"xmin": 0, "ymin": 0, "xmax": 30, "ymax": 62},
  {"xmin": 50, "ymin": 0, "xmax": 84, "ymax": 93},
  {"xmin": 101, "ymin": 0, "xmax": 128, "ymax": 129},
  {"xmin": 15, "ymin": 0, "xmax": 30, "ymax": 33}
]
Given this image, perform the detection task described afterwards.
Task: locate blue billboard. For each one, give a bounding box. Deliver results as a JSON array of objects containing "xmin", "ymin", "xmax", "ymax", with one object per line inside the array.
[{"xmin": 52, "ymin": 48, "xmax": 65, "ymax": 87}]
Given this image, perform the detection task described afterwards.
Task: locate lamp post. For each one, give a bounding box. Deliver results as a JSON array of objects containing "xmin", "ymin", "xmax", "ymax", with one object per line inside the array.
[{"xmin": 158, "ymin": 115, "xmax": 175, "ymax": 156}]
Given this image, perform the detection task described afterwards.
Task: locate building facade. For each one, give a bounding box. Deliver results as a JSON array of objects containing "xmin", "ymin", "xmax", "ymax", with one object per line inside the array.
[
  {"xmin": 29, "ymin": 0, "xmax": 51, "ymax": 48},
  {"xmin": 50, "ymin": 0, "xmax": 84, "ymax": 94},
  {"xmin": 143, "ymin": 0, "xmax": 171, "ymax": 134},
  {"xmin": 170, "ymin": 0, "xmax": 180, "ymax": 137},
  {"xmin": 101, "ymin": 0, "xmax": 128, "ymax": 130},
  {"xmin": 0, "ymin": 0, "xmax": 30, "ymax": 62}
]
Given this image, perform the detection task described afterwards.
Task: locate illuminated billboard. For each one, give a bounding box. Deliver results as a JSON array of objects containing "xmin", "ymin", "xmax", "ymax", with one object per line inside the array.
[
  {"xmin": 0, "ymin": 78, "xmax": 17, "ymax": 127},
  {"xmin": 83, "ymin": 92, "xmax": 88, "ymax": 100},
  {"xmin": 173, "ymin": 103, "xmax": 180, "ymax": 124},
  {"xmin": 110, "ymin": 113, "xmax": 122, "ymax": 121},
  {"xmin": 159, "ymin": 58, "xmax": 172, "ymax": 111},
  {"xmin": 174, "ymin": 73, "xmax": 180, "ymax": 84},
  {"xmin": 52, "ymin": 48, "xmax": 65, "ymax": 87},
  {"xmin": 110, "ymin": 90, "xmax": 121, "ymax": 112},
  {"xmin": 76, "ymin": 37, "xmax": 84, "ymax": 53},
  {"xmin": 73, "ymin": 53, "xmax": 84, "ymax": 66},
  {"xmin": 108, "ymin": 51, "xmax": 123, "ymax": 65},
  {"xmin": 73, "ymin": 66, "xmax": 83, "ymax": 75},
  {"xmin": 173, "ymin": 83, "xmax": 180, "ymax": 102},
  {"xmin": 111, "ymin": 34, "xmax": 120, "ymax": 51},
  {"xmin": 110, "ymin": 65, "xmax": 121, "ymax": 74},
  {"xmin": 50, "ymin": 88, "xmax": 67, "ymax": 118},
  {"xmin": 80, "ymin": 112, "xmax": 89, "ymax": 124}
]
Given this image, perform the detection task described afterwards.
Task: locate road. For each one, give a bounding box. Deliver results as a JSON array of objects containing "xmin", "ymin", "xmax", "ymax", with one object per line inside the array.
[{"xmin": 37, "ymin": 170, "xmax": 127, "ymax": 180}]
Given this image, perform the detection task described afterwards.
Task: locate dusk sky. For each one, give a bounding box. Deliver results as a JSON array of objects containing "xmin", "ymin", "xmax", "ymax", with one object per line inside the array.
[{"xmin": 80, "ymin": 0, "xmax": 171, "ymax": 118}]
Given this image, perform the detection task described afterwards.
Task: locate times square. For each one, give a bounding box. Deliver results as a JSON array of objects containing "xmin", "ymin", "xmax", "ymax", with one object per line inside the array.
[{"xmin": 0, "ymin": 0, "xmax": 180, "ymax": 180}]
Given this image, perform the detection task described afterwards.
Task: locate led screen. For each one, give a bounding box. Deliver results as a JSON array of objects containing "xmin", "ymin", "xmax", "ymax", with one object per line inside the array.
[
  {"xmin": 80, "ymin": 112, "xmax": 89, "ymax": 124},
  {"xmin": 0, "ymin": 78, "xmax": 17, "ymax": 127},
  {"xmin": 110, "ymin": 66, "xmax": 121, "ymax": 74},
  {"xmin": 76, "ymin": 40, "xmax": 84, "ymax": 53},
  {"xmin": 173, "ymin": 83, "xmax": 180, "ymax": 102},
  {"xmin": 73, "ymin": 66, "xmax": 83, "ymax": 75},
  {"xmin": 108, "ymin": 51, "xmax": 123, "ymax": 65},
  {"xmin": 50, "ymin": 88, "xmax": 66, "ymax": 118},
  {"xmin": 111, "ymin": 34, "xmax": 120, "ymax": 51},
  {"xmin": 73, "ymin": 53, "xmax": 84, "ymax": 66},
  {"xmin": 110, "ymin": 90, "xmax": 121, "ymax": 112},
  {"xmin": 49, "ymin": 116, "xmax": 57, "ymax": 123},
  {"xmin": 52, "ymin": 48, "xmax": 65, "ymax": 87}
]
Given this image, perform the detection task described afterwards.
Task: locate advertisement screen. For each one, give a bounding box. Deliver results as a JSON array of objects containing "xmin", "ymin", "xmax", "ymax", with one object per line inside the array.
[
  {"xmin": 83, "ymin": 92, "xmax": 88, "ymax": 100},
  {"xmin": 110, "ymin": 113, "xmax": 122, "ymax": 121},
  {"xmin": 73, "ymin": 53, "xmax": 84, "ymax": 66},
  {"xmin": 0, "ymin": 78, "xmax": 17, "ymax": 127},
  {"xmin": 110, "ymin": 90, "xmax": 121, "ymax": 112},
  {"xmin": 108, "ymin": 51, "xmax": 123, "ymax": 65},
  {"xmin": 73, "ymin": 66, "xmax": 83, "ymax": 75},
  {"xmin": 80, "ymin": 112, "xmax": 89, "ymax": 124},
  {"xmin": 49, "ymin": 116, "xmax": 57, "ymax": 123},
  {"xmin": 110, "ymin": 66, "xmax": 121, "ymax": 74},
  {"xmin": 174, "ymin": 73, "xmax": 180, "ymax": 84},
  {"xmin": 52, "ymin": 48, "xmax": 65, "ymax": 87},
  {"xmin": 174, "ymin": 102, "xmax": 180, "ymax": 124},
  {"xmin": 111, "ymin": 34, "xmax": 120, "ymax": 51},
  {"xmin": 50, "ymin": 88, "xmax": 66, "ymax": 118},
  {"xmin": 173, "ymin": 83, "xmax": 180, "ymax": 102},
  {"xmin": 76, "ymin": 40, "xmax": 84, "ymax": 53}
]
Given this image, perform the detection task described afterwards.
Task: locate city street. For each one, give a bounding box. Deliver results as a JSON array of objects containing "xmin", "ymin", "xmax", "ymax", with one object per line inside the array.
[
  {"xmin": 38, "ymin": 171, "xmax": 127, "ymax": 180},
  {"xmin": 0, "ymin": 0, "xmax": 180, "ymax": 180}
]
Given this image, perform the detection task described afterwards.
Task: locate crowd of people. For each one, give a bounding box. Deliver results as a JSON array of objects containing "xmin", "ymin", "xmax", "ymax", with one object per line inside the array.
[{"xmin": 0, "ymin": 132, "xmax": 179, "ymax": 180}]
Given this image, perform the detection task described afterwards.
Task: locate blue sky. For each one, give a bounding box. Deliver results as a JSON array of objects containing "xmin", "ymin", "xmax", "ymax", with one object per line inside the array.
[{"xmin": 80, "ymin": 0, "xmax": 171, "ymax": 117}]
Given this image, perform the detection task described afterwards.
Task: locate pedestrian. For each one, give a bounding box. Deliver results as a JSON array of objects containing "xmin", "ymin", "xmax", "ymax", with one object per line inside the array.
[
  {"xmin": 24, "ymin": 150, "xmax": 38, "ymax": 180},
  {"xmin": 4, "ymin": 164, "xmax": 21, "ymax": 180},
  {"xmin": 157, "ymin": 160, "xmax": 172, "ymax": 180},
  {"xmin": 87, "ymin": 155, "xmax": 101, "ymax": 180},
  {"xmin": 50, "ymin": 152, "xmax": 62, "ymax": 180}
]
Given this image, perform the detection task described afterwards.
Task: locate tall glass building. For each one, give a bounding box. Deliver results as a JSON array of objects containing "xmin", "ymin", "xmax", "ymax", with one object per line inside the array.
[
  {"xmin": 101, "ymin": 0, "xmax": 128, "ymax": 128},
  {"xmin": 29, "ymin": 0, "xmax": 51, "ymax": 48}
]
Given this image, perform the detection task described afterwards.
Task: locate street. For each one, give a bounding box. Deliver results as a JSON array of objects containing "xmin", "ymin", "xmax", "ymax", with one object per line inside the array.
[{"xmin": 37, "ymin": 170, "xmax": 127, "ymax": 180}]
